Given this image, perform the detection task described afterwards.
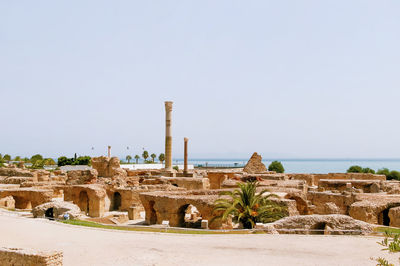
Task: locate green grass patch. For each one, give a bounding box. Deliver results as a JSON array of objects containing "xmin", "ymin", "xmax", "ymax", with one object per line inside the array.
[
  {"xmin": 58, "ymin": 219, "xmax": 251, "ymax": 235},
  {"xmin": 376, "ymin": 227, "xmax": 400, "ymax": 234}
]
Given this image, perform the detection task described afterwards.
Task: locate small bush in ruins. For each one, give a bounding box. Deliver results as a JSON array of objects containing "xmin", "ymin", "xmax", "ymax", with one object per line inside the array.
[
  {"xmin": 212, "ymin": 181, "xmax": 287, "ymax": 229},
  {"xmin": 376, "ymin": 168, "xmax": 400, "ymax": 181},
  {"xmin": 268, "ymin": 161, "xmax": 285, "ymax": 173},
  {"xmin": 347, "ymin": 165, "xmax": 375, "ymax": 174}
]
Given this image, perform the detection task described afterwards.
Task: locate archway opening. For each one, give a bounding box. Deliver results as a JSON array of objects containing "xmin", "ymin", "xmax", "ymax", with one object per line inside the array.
[
  {"xmin": 172, "ymin": 184, "xmax": 178, "ymax": 187},
  {"xmin": 13, "ymin": 196, "xmax": 32, "ymax": 210},
  {"xmin": 113, "ymin": 192, "xmax": 122, "ymax": 211},
  {"xmin": 310, "ymin": 222, "xmax": 326, "ymax": 235},
  {"xmin": 45, "ymin": 208, "xmax": 54, "ymax": 219},
  {"xmin": 148, "ymin": 201, "xmax": 157, "ymax": 224},
  {"xmin": 79, "ymin": 191, "xmax": 90, "ymax": 215},
  {"xmin": 379, "ymin": 208, "xmax": 391, "ymax": 226},
  {"xmin": 178, "ymin": 204, "xmax": 202, "ymax": 228}
]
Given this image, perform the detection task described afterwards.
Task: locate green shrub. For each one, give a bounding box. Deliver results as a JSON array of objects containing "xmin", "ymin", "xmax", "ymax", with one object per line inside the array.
[
  {"xmin": 57, "ymin": 155, "xmax": 91, "ymax": 166},
  {"xmin": 30, "ymin": 154, "xmax": 43, "ymax": 163},
  {"xmin": 75, "ymin": 156, "xmax": 91, "ymax": 166},
  {"xmin": 268, "ymin": 161, "xmax": 284, "ymax": 173},
  {"xmin": 362, "ymin": 167, "xmax": 375, "ymax": 174},
  {"xmin": 3, "ymin": 154, "xmax": 11, "ymax": 161},
  {"xmin": 387, "ymin": 171, "xmax": 400, "ymax": 181},
  {"xmin": 377, "ymin": 168, "xmax": 390, "ymax": 176},
  {"xmin": 31, "ymin": 160, "xmax": 45, "ymax": 169},
  {"xmin": 347, "ymin": 165, "xmax": 363, "ymax": 173},
  {"xmin": 173, "ymin": 166, "xmax": 179, "ymax": 171}
]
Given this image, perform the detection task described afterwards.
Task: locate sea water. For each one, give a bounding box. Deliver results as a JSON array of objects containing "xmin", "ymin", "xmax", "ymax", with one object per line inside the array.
[{"xmin": 171, "ymin": 159, "xmax": 400, "ymax": 174}]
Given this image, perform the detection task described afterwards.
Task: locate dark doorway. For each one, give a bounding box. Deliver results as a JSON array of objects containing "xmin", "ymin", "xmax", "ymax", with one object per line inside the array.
[
  {"xmin": 113, "ymin": 192, "xmax": 122, "ymax": 211},
  {"xmin": 379, "ymin": 209, "xmax": 391, "ymax": 226},
  {"xmin": 45, "ymin": 208, "xmax": 54, "ymax": 219},
  {"xmin": 79, "ymin": 191, "xmax": 89, "ymax": 215},
  {"xmin": 310, "ymin": 222, "xmax": 326, "ymax": 235}
]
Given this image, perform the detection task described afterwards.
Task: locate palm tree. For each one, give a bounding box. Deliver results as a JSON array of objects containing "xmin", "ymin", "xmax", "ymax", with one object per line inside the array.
[
  {"xmin": 150, "ymin": 153, "xmax": 156, "ymax": 163},
  {"xmin": 134, "ymin": 155, "xmax": 140, "ymax": 164},
  {"xmin": 158, "ymin": 153, "xmax": 165, "ymax": 164},
  {"xmin": 212, "ymin": 182, "xmax": 286, "ymax": 229},
  {"xmin": 126, "ymin": 155, "xmax": 132, "ymax": 163},
  {"xmin": 142, "ymin": 151, "xmax": 149, "ymax": 162}
]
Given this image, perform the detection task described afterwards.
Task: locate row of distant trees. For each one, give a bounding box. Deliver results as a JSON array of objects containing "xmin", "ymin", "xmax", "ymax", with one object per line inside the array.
[
  {"xmin": 0, "ymin": 153, "xmax": 91, "ymax": 169},
  {"xmin": 125, "ymin": 151, "xmax": 165, "ymax": 164},
  {"xmin": 0, "ymin": 153, "xmax": 56, "ymax": 169},
  {"xmin": 347, "ymin": 165, "xmax": 400, "ymax": 180}
]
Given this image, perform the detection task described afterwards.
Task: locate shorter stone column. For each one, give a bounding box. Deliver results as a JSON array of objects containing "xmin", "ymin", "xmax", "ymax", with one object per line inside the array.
[
  {"xmin": 107, "ymin": 146, "xmax": 111, "ymax": 158},
  {"xmin": 184, "ymin": 137, "xmax": 189, "ymax": 175}
]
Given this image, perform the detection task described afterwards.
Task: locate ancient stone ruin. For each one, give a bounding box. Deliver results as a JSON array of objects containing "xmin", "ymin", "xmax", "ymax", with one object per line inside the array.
[
  {"xmin": 243, "ymin": 152, "xmax": 267, "ymax": 174},
  {"xmin": 1, "ymin": 99, "xmax": 399, "ymax": 241}
]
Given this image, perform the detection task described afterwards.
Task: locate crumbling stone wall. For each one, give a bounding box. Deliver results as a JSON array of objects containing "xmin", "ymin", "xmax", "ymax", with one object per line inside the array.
[
  {"xmin": 207, "ymin": 172, "xmax": 236, "ymax": 189},
  {"xmin": 91, "ymin": 156, "xmax": 126, "ymax": 178},
  {"xmin": 318, "ymin": 179, "xmax": 381, "ymax": 193},
  {"xmin": 66, "ymin": 170, "xmax": 98, "ymax": 185},
  {"xmin": 307, "ymin": 191, "xmax": 355, "ymax": 215},
  {"xmin": 0, "ymin": 189, "xmax": 53, "ymax": 209},
  {"xmin": 243, "ymin": 152, "xmax": 267, "ymax": 174},
  {"xmin": 63, "ymin": 185, "xmax": 106, "ymax": 217}
]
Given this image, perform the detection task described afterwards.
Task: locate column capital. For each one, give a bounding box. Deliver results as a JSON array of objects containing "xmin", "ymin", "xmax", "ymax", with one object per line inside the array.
[{"xmin": 184, "ymin": 137, "xmax": 189, "ymax": 142}]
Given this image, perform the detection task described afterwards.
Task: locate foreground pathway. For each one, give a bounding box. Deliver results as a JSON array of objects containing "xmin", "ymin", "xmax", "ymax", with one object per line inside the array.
[{"xmin": 0, "ymin": 213, "xmax": 396, "ymax": 265}]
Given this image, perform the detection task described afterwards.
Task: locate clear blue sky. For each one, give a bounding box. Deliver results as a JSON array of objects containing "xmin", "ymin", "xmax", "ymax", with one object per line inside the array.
[{"xmin": 1, "ymin": 1, "xmax": 399, "ymax": 159}]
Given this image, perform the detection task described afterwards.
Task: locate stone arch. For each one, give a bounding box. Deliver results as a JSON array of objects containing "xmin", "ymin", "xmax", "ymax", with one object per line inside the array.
[
  {"xmin": 45, "ymin": 208, "xmax": 54, "ymax": 219},
  {"xmin": 310, "ymin": 222, "xmax": 326, "ymax": 235},
  {"xmin": 13, "ymin": 196, "xmax": 32, "ymax": 210},
  {"xmin": 177, "ymin": 204, "xmax": 202, "ymax": 228},
  {"xmin": 78, "ymin": 191, "xmax": 90, "ymax": 215},
  {"xmin": 285, "ymin": 193, "xmax": 310, "ymax": 215},
  {"xmin": 113, "ymin": 192, "xmax": 121, "ymax": 211}
]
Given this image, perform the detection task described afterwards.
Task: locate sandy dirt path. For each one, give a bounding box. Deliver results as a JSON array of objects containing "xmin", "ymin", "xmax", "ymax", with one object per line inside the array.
[{"xmin": 0, "ymin": 213, "xmax": 397, "ymax": 266}]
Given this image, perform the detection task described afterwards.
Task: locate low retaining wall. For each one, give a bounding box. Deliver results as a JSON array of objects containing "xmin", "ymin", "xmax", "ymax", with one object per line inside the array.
[{"xmin": 0, "ymin": 247, "xmax": 63, "ymax": 266}]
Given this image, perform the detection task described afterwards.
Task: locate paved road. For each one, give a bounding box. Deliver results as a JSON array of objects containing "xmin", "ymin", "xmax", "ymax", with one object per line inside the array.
[{"xmin": 0, "ymin": 213, "xmax": 396, "ymax": 266}]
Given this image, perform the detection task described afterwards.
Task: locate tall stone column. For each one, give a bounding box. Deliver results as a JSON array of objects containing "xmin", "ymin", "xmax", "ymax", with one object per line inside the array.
[
  {"xmin": 107, "ymin": 146, "xmax": 111, "ymax": 158},
  {"xmin": 164, "ymin": 101, "xmax": 173, "ymax": 171},
  {"xmin": 183, "ymin": 137, "xmax": 189, "ymax": 175}
]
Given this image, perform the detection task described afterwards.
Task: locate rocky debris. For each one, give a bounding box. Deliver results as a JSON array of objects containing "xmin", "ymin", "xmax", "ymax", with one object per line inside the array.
[
  {"xmin": 284, "ymin": 192, "xmax": 311, "ymax": 215},
  {"xmin": 0, "ymin": 196, "xmax": 15, "ymax": 209},
  {"xmin": 323, "ymin": 202, "xmax": 341, "ymax": 214},
  {"xmin": 33, "ymin": 201, "xmax": 82, "ymax": 219},
  {"xmin": 66, "ymin": 169, "xmax": 98, "ymax": 185},
  {"xmin": 256, "ymin": 214, "xmax": 374, "ymax": 235},
  {"xmin": 91, "ymin": 156, "xmax": 127, "ymax": 179},
  {"xmin": 389, "ymin": 206, "xmax": 400, "ymax": 227},
  {"xmin": 349, "ymin": 198, "xmax": 400, "ymax": 225},
  {"xmin": 243, "ymin": 153, "xmax": 267, "ymax": 174},
  {"xmin": 0, "ymin": 247, "xmax": 63, "ymax": 266},
  {"xmin": 0, "ymin": 176, "xmax": 36, "ymax": 185},
  {"xmin": 0, "ymin": 168, "xmax": 35, "ymax": 177}
]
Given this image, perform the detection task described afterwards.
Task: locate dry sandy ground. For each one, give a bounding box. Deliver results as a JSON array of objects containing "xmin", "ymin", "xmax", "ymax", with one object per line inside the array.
[{"xmin": 0, "ymin": 212, "xmax": 397, "ymax": 266}]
